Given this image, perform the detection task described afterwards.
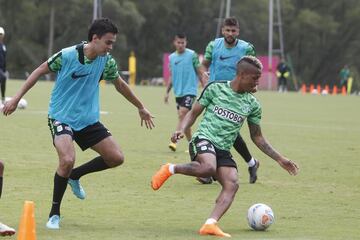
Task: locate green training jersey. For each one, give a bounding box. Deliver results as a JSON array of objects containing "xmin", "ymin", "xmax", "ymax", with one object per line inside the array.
[
  {"xmin": 48, "ymin": 43, "xmax": 120, "ymax": 81},
  {"xmin": 193, "ymin": 81, "xmax": 262, "ymax": 151}
]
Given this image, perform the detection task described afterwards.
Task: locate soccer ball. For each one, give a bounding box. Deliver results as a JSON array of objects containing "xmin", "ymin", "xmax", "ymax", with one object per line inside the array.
[
  {"xmin": 17, "ymin": 98, "xmax": 28, "ymax": 109},
  {"xmin": 247, "ymin": 203, "xmax": 274, "ymax": 231}
]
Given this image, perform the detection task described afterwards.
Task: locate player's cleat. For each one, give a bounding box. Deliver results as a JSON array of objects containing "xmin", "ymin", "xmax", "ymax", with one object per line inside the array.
[
  {"xmin": 168, "ymin": 142, "xmax": 177, "ymax": 152},
  {"xmin": 68, "ymin": 179, "xmax": 86, "ymax": 199},
  {"xmin": 0, "ymin": 222, "xmax": 16, "ymax": 236},
  {"xmin": 199, "ymin": 223, "xmax": 231, "ymax": 237},
  {"xmin": 196, "ymin": 177, "xmax": 213, "ymax": 184},
  {"xmin": 151, "ymin": 163, "xmax": 172, "ymax": 190},
  {"xmin": 248, "ymin": 159, "xmax": 260, "ymax": 184},
  {"xmin": 46, "ymin": 215, "xmax": 60, "ymax": 229}
]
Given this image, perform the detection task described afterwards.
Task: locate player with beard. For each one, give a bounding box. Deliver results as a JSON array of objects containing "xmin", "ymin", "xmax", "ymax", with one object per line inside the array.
[{"xmin": 200, "ymin": 17, "xmax": 259, "ymax": 184}]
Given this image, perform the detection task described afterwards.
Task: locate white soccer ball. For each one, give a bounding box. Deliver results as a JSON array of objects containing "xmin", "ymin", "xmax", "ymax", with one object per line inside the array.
[
  {"xmin": 17, "ymin": 98, "xmax": 28, "ymax": 109},
  {"xmin": 247, "ymin": 203, "xmax": 275, "ymax": 231}
]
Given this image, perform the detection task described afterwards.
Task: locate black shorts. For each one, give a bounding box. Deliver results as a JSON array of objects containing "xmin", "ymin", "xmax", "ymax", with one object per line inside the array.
[
  {"xmin": 175, "ymin": 95, "xmax": 196, "ymax": 110},
  {"xmin": 189, "ymin": 137, "xmax": 237, "ymax": 169},
  {"xmin": 48, "ymin": 118, "xmax": 112, "ymax": 151}
]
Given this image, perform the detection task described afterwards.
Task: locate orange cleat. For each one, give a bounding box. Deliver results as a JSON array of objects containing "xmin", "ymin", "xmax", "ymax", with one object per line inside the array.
[
  {"xmin": 199, "ymin": 223, "xmax": 231, "ymax": 238},
  {"xmin": 151, "ymin": 163, "xmax": 172, "ymax": 190}
]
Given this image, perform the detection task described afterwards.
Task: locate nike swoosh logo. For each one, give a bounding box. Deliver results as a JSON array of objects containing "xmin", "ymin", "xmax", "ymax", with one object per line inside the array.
[
  {"xmin": 175, "ymin": 60, "xmax": 183, "ymax": 65},
  {"xmin": 71, "ymin": 72, "xmax": 90, "ymax": 79},
  {"xmin": 219, "ymin": 55, "xmax": 236, "ymax": 60}
]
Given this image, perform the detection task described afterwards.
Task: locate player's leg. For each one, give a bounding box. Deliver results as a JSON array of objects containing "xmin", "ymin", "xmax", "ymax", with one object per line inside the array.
[
  {"xmin": 152, "ymin": 138, "xmax": 217, "ymax": 190},
  {"xmin": 233, "ymin": 133, "xmax": 259, "ymax": 183},
  {"xmin": 47, "ymin": 119, "xmax": 76, "ymax": 229},
  {"xmin": 0, "ymin": 71, "xmax": 5, "ymax": 103},
  {"xmin": 177, "ymin": 106, "xmax": 192, "ymax": 141},
  {"xmin": 0, "ymin": 160, "xmax": 3, "ymax": 198},
  {"xmin": 199, "ymin": 167, "xmax": 237, "ymax": 237}
]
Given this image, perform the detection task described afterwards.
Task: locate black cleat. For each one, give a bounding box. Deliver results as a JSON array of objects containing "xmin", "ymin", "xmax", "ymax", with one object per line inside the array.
[
  {"xmin": 248, "ymin": 159, "xmax": 260, "ymax": 184},
  {"xmin": 196, "ymin": 177, "xmax": 213, "ymax": 184}
]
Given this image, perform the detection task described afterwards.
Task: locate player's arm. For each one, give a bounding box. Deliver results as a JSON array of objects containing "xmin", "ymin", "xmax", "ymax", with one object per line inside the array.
[
  {"xmin": 193, "ymin": 52, "xmax": 206, "ymax": 88},
  {"xmin": 113, "ymin": 76, "xmax": 155, "ymax": 129},
  {"xmin": 248, "ymin": 122, "xmax": 299, "ymax": 175},
  {"xmin": 164, "ymin": 73, "xmax": 172, "ymax": 104},
  {"xmin": 2, "ymin": 61, "xmax": 50, "ymax": 116},
  {"xmin": 200, "ymin": 41, "xmax": 214, "ymax": 83},
  {"xmin": 171, "ymin": 102, "xmax": 204, "ymax": 142}
]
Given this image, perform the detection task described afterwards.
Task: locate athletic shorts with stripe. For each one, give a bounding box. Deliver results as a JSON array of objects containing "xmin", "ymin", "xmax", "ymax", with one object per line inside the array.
[
  {"xmin": 188, "ymin": 136, "xmax": 237, "ymax": 169},
  {"xmin": 48, "ymin": 117, "xmax": 112, "ymax": 151}
]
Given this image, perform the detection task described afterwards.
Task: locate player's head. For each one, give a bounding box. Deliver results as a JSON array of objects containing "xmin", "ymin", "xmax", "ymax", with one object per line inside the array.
[
  {"xmin": 173, "ymin": 33, "xmax": 187, "ymax": 53},
  {"xmin": 222, "ymin": 17, "xmax": 239, "ymax": 45},
  {"xmin": 88, "ymin": 18, "xmax": 118, "ymax": 55},
  {"xmin": 235, "ymin": 56, "xmax": 263, "ymax": 92},
  {"xmin": 0, "ymin": 27, "xmax": 5, "ymax": 42}
]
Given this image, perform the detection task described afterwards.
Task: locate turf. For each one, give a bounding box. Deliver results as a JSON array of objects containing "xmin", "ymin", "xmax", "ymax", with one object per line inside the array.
[{"xmin": 0, "ymin": 80, "xmax": 359, "ymax": 239}]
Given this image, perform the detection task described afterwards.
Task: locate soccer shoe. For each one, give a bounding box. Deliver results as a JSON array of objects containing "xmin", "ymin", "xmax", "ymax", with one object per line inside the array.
[
  {"xmin": 199, "ymin": 223, "xmax": 231, "ymax": 237},
  {"xmin": 151, "ymin": 163, "xmax": 172, "ymax": 190},
  {"xmin": 168, "ymin": 142, "xmax": 177, "ymax": 152},
  {"xmin": 196, "ymin": 177, "xmax": 213, "ymax": 184},
  {"xmin": 248, "ymin": 159, "xmax": 260, "ymax": 184},
  {"xmin": 46, "ymin": 215, "xmax": 60, "ymax": 229},
  {"xmin": 68, "ymin": 179, "xmax": 86, "ymax": 199},
  {"xmin": 0, "ymin": 222, "xmax": 16, "ymax": 236}
]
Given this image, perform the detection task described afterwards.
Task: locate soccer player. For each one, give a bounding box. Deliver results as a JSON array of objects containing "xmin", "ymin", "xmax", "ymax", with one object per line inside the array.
[
  {"xmin": 276, "ymin": 59, "xmax": 290, "ymax": 92},
  {"xmin": 0, "ymin": 160, "xmax": 16, "ymax": 236},
  {"xmin": 152, "ymin": 56, "xmax": 299, "ymax": 237},
  {"xmin": 200, "ymin": 17, "xmax": 259, "ymax": 184},
  {"xmin": 2, "ymin": 18, "xmax": 155, "ymax": 229},
  {"xmin": 164, "ymin": 33, "xmax": 205, "ymax": 151}
]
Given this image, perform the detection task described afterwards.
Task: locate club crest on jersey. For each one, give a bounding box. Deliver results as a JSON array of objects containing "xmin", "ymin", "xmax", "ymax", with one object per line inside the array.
[{"xmin": 213, "ymin": 105, "xmax": 244, "ymax": 124}]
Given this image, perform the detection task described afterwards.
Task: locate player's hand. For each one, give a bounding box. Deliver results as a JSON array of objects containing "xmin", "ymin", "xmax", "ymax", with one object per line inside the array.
[
  {"xmin": 164, "ymin": 94, "xmax": 169, "ymax": 104},
  {"xmin": 2, "ymin": 97, "xmax": 19, "ymax": 116},
  {"xmin": 138, "ymin": 107, "xmax": 155, "ymax": 129},
  {"xmin": 277, "ymin": 157, "xmax": 299, "ymax": 175},
  {"xmin": 171, "ymin": 131, "xmax": 184, "ymax": 143}
]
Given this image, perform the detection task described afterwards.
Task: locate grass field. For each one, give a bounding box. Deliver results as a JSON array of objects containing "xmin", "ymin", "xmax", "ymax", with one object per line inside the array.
[{"xmin": 0, "ymin": 80, "xmax": 359, "ymax": 240}]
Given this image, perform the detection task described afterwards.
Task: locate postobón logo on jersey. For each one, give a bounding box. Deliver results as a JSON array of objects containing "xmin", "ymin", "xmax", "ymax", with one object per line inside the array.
[{"xmin": 213, "ymin": 105, "xmax": 244, "ymax": 124}]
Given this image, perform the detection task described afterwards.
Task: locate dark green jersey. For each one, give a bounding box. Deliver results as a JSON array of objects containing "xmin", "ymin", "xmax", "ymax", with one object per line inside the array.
[
  {"xmin": 47, "ymin": 44, "xmax": 120, "ymax": 81},
  {"xmin": 193, "ymin": 81, "xmax": 261, "ymax": 151}
]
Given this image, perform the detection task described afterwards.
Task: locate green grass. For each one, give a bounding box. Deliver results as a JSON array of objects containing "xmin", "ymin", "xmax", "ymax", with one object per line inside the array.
[{"xmin": 0, "ymin": 80, "xmax": 359, "ymax": 239}]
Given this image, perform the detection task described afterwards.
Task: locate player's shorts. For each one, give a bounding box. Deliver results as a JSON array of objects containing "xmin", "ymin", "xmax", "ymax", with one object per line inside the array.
[
  {"xmin": 48, "ymin": 117, "xmax": 112, "ymax": 151},
  {"xmin": 189, "ymin": 136, "xmax": 237, "ymax": 169},
  {"xmin": 175, "ymin": 95, "xmax": 196, "ymax": 110}
]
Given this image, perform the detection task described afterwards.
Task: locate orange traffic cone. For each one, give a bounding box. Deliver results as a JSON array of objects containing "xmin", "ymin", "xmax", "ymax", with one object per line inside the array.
[
  {"xmin": 341, "ymin": 86, "xmax": 347, "ymax": 96},
  {"xmin": 309, "ymin": 84, "xmax": 314, "ymax": 93},
  {"xmin": 324, "ymin": 85, "xmax": 330, "ymax": 93},
  {"xmin": 17, "ymin": 201, "xmax": 36, "ymax": 240},
  {"xmin": 332, "ymin": 85, "xmax": 338, "ymax": 95},
  {"xmin": 301, "ymin": 84, "xmax": 307, "ymax": 94}
]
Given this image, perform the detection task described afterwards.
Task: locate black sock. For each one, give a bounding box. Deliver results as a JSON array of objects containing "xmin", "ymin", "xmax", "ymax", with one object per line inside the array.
[
  {"xmin": 0, "ymin": 177, "xmax": 3, "ymax": 198},
  {"xmin": 233, "ymin": 134, "xmax": 252, "ymax": 163},
  {"xmin": 70, "ymin": 156, "xmax": 109, "ymax": 180},
  {"xmin": 49, "ymin": 172, "xmax": 68, "ymax": 217}
]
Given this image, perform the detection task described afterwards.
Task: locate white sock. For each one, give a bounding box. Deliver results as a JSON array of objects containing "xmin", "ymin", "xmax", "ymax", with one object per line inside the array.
[
  {"xmin": 168, "ymin": 164, "xmax": 175, "ymax": 174},
  {"xmin": 205, "ymin": 218, "xmax": 217, "ymax": 225},
  {"xmin": 248, "ymin": 157, "xmax": 256, "ymax": 167}
]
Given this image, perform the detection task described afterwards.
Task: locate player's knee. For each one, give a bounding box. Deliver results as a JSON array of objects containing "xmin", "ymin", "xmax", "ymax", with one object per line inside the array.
[
  {"xmin": 199, "ymin": 164, "xmax": 216, "ymax": 177},
  {"xmin": 226, "ymin": 180, "xmax": 239, "ymax": 195},
  {"xmin": 106, "ymin": 152, "xmax": 124, "ymax": 168},
  {"xmin": 59, "ymin": 156, "xmax": 75, "ymax": 172}
]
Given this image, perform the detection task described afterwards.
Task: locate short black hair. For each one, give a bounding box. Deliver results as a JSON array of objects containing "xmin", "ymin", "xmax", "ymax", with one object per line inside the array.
[
  {"xmin": 237, "ymin": 56, "xmax": 263, "ymax": 74},
  {"xmin": 223, "ymin": 17, "xmax": 239, "ymax": 27},
  {"xmin": 88, "ymin": 18, "xmax": 118, "ymax": 42},
  {"xmin": 175, "ymin": 33, "xmax": 187, "ymax": 39}
]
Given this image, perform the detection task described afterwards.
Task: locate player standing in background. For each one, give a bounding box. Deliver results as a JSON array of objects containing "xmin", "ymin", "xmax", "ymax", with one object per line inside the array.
[
  {"xmin": 0, "ymin": 160, "xmax": 16, "ymax": 236},
  {"xmin": 152, "ymin": 56, "xmax": 299, "ymax": 237},
  {"xmin": 200, "ymin": 17, "xmax": 259, "ymax": 184},
  {"xmin": 0, "ymin": 27, "xmax": 7, "ymax": 105},
  {"xmin": 165, "ymin": 33, "xmax": 205, "ymax": 152},
  {"xmin": 2, "ymin": 18, "xmax": 155, "ymax": 230}
]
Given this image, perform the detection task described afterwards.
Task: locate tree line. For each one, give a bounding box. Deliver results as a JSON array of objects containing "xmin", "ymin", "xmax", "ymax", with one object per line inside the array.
[{"xmin": 0, "ymin": 0, "xmax": 359, "ymax": 91}]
